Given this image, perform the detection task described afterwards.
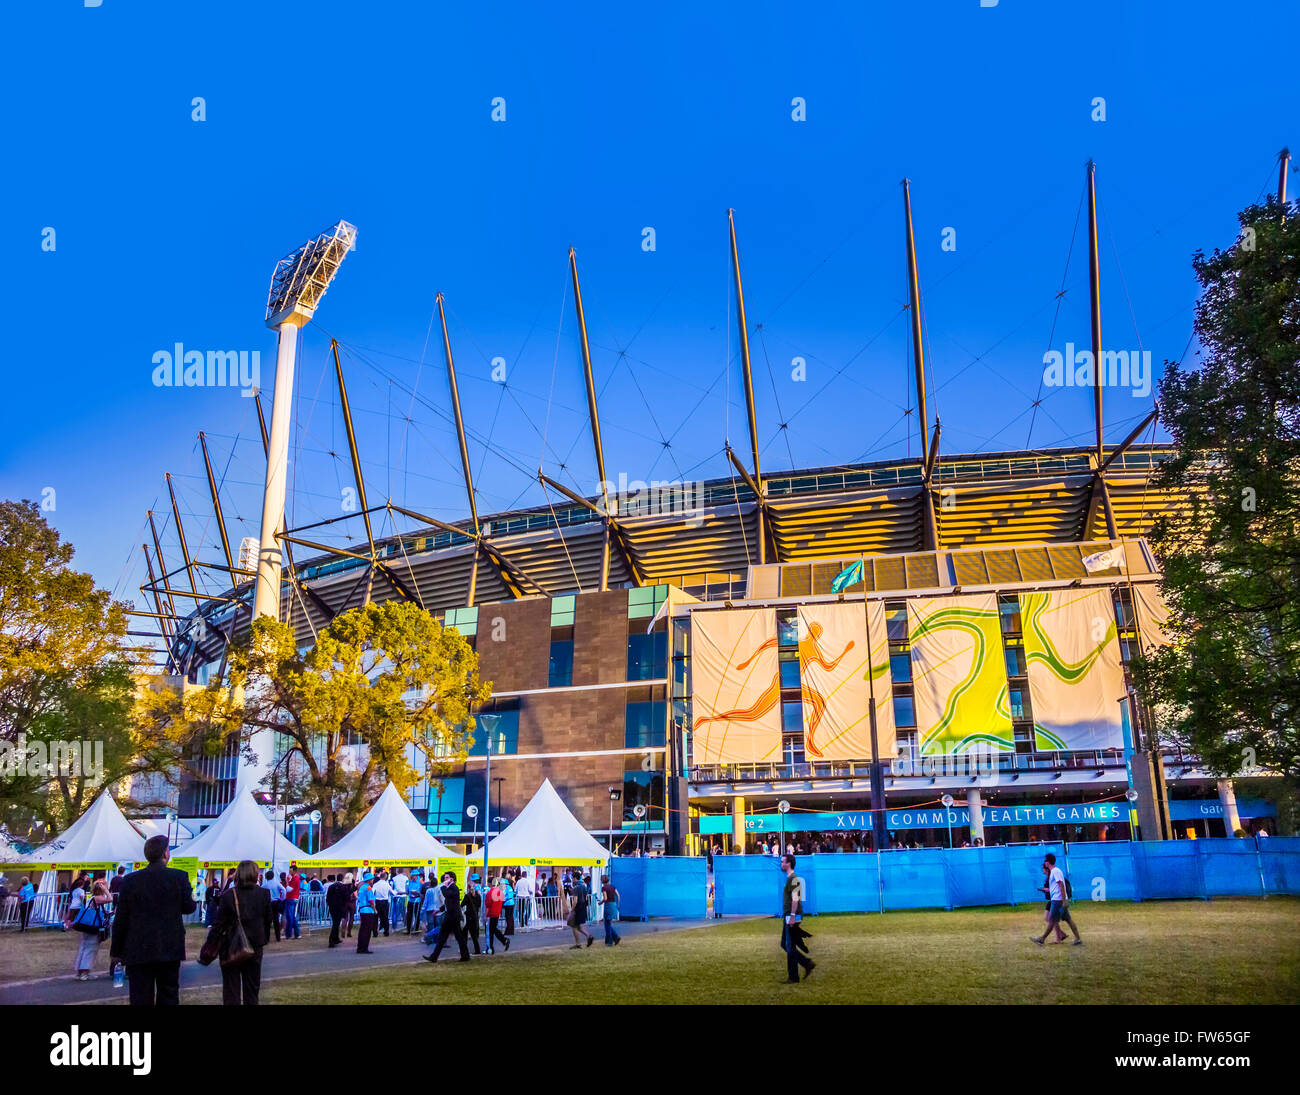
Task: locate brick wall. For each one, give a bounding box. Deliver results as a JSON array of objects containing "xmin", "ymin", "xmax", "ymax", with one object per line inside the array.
[{"xmin": 462, "ymin": 588, "xmax": 639, "ymax": 832}]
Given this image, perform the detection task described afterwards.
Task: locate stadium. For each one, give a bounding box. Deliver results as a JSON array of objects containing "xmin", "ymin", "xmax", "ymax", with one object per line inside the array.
[{"xmin": 133, "ymin": 162, "xmax": 1286, "ymax": 858}]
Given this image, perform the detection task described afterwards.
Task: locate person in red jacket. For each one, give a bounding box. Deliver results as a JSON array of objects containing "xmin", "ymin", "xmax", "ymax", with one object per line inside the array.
[
  {"xmin": 283, "ymin": 867, "xmax": 302, "ymax": 939},
  {"xmin": 484, "ymin": 878, "xmax": 510, "ymax": 954}
]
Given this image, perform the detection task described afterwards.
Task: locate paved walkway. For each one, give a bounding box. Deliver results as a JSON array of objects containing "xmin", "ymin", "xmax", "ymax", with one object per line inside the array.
[{"xmin": 0, "ymin": 916, "xmax": 733, "ymax": 1005}]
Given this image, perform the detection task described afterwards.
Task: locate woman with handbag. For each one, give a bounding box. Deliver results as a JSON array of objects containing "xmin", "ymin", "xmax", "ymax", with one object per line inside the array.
[
  {"xmin": 211, "ymin": 859, "xmax": 272, "ymax": 1005},
  {"xmin": 65, "ymin": 878, "xmax": 112, "ymax": 980}
]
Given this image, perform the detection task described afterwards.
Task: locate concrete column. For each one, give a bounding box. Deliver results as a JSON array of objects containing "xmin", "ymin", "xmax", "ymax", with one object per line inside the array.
[
  {"xmin": 1217, "ymin": 779, "xmax": 1243, "ymax": 835},
  {"xmin": 252, "ymin": 319, "xmax": 302, "ymax": 623},
  {"xmin": 732, "ymin": 795, "xmax": 747, "ymax": 853},
  {"xmin": 966, "ymin": 788, "xmax": 985, "ymax": 845}
]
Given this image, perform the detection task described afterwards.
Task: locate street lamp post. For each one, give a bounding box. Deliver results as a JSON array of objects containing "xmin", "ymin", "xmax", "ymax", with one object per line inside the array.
[
  {"xmin": 266, "ymin": 745, "xmax": 304, "ymax": 870},
  {"xmin": 467, "ymin": 804, "xmax": 480, "ymax": 852},
  {"xmin": 778, "ymin": 799, "xmax": 791, "ymax": 856},
  {"xmin": 941, "ymin": 794, "xmax": 955, "ymax": 849},
  {"xmin": 477, "ymin": 713, "xmax": 501, "ymax": 884},
  {"xmin": 607, "ymin": 787, "xmax": 621, "ymax": 859}
]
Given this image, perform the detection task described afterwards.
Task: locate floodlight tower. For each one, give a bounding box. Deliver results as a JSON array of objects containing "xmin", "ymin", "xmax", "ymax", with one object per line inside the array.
[{"xmin": 252, "ymin": 221, "xmax": 357, "ymax": 624}]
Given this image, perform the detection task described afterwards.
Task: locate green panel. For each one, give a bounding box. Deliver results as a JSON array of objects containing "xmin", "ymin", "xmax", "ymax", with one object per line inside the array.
[{"xmin": 551, "ymin": 594, "xmax": 576, "ymax": 627}]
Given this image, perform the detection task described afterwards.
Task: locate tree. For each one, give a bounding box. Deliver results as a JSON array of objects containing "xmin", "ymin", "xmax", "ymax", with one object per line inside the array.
[
  {"xmin": 1132, "ymin": 196, "xmax": 1300, "ymax": 786},
  {"xmin": 0, "ymin": 501, "xmax": 184, "ymax": 834},
  {"xmin": 189, "ymin": 601, "xmax": 492, "ymax": 843}
]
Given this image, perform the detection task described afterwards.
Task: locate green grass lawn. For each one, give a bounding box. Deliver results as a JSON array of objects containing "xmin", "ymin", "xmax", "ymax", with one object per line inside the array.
[{"xmin": 186, "ymin": 898, "xmax": 1299, "ymax": 1005}]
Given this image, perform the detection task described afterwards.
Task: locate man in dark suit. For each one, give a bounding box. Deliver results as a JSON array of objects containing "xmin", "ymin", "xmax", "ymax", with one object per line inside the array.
[
  {"xmin": 109, "ymin": 834, "xmax": 197, "ymax": 1005},
  {"xmin": 424, "ymin": 871, "xmax": 470, "ymax": 963}
]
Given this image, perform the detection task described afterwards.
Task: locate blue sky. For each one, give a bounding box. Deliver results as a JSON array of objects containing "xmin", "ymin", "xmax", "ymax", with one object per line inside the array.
[{"xmin": 2, "ymin": 1, "xmax": 1295, "ymax": 613}]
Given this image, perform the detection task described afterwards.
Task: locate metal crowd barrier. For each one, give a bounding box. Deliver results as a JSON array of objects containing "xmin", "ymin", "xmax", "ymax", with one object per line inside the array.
[{"xmin": 0, "ymin": 891, "xmax": 71, "ymax": 930}]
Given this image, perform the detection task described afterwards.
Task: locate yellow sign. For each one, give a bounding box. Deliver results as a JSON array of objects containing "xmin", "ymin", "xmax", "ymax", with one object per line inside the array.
[
  {"xmin": 464, "ymin": 854, "xmax": 605, "ymax": 867},
  {"xmin": 435, "ymin": 858, "xmax": 466, "ymax": 891},
  {"xmin": 308, "ymin": 858, "xmax": 439, "ymax": 871}
]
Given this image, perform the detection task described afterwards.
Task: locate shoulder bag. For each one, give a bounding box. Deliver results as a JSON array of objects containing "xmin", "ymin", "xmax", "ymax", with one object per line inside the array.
[{"xmin": 219, "ymin": 887, "xmax": 257, "ymax": 968}]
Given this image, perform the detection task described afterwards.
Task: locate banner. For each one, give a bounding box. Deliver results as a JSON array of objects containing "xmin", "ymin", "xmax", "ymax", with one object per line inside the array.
[
  {"xmin": 690, "ymin": 608, "xmax": 782, "ymax": 764},
  {"xmin": 796, "ymin": 602, "xmax": 893, "ymax": 761},
  {"xmin": 1132, "ymin": 583, "xmax": 1172, "ymax": 651},
  {"xmin": 866, "ymin": 600, "xmax": 897, "ymax": 760},
  {"xmin": 1020, "ymin": 588, "xmax": 1125, "ymax": 751},
  {"xmin": 908, "ymin": 594, "xmax": 1015, "ymax": 755}
]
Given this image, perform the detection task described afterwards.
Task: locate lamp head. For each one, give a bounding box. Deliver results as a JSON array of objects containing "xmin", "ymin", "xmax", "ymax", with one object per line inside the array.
[{"xmin": 265, "ymin": 220, "xmax": 356, "ymax": 329}]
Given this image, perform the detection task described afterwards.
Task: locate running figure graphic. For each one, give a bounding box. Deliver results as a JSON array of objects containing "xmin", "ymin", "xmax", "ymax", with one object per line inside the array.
[{"xmin": 694, "ymin": 621, "xmax": 853, "ymax": 757}]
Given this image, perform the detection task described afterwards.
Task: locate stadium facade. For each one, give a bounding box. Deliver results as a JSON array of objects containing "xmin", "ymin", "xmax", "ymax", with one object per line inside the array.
[
  {"xmin": 143, "ymin": 166, "xmax": 1290, "ymax": 853},
  {"xmin": 159, "ymin": 443, "xmax": 1273, "ymax": 853}
]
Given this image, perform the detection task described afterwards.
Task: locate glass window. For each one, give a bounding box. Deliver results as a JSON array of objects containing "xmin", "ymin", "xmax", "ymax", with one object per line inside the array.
[
  {"xmin": 783, "ymin": 733, "xmax": 805, "ymax": 767},
  {"xmin": 621, "ymin": 770, "xmax": 664, "ymax": 828},
  {"xmin": 625, "ymin": 699, "xmax": 667, "ymax": 749},
  {"xmin": 550, "ymin": 595, "xmax": 576, "ymax": 627},
  {"xmin": 889, "ymin": 651, "xmax": 912, "ymax": 683},
  {"xmin": 779, "ymin": 655, "xmax": 801, "ymax": 689},
  {"xmin": 628, "ymin": 584, "xmax": 669, "ymax": 620},
  {"xmin": 426, "ymin": 778, "xmax": 465, "ymax": 834},
  {"xmin": 1004, "ymin": 645, "xmax": 1025, "ymax": 677},
  {"xmin": 999, "ymin": 598, "xmax": 1021, "ymax": 635},
  {"xmin": 444, "ymin": 606, "xmax": 479, "ymax": 637},
  {"xmin": 893, "ymin": 694, "xmax": 916, "ymax": 727},
  {"xmin": 467, "ymin": 705, "xmax": 519, "ymax": 755},
  {"xmin": 627, "ymin": 631, "xmax": 667, "ymax": 681},
  {"xmin": 1115, "ymin": 594, "xmax": 1135, "ymax": 629},
  {"xmin": 548, "ymin": 639, "xmax": 573, "ymax": 687},
  {"xmin": 778, "ymin": 613, "xmax": 799, "ymax": 647},
  {"xmin": 1008, "ymin": 689, "xmax": 1026, "ymax": 719},
  {"xmin": 782, "ymin": 702, "xmax": 803, "ymax": 733},
  {"xmin": 886, "ymin": 606, "xmax": 908, "ymax": 642}
]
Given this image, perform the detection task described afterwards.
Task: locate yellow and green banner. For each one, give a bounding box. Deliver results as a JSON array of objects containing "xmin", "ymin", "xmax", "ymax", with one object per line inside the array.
[
  {"xmin": 1020, "ymin": 588, "xmax": 1125, "ymax": 751},
  {"xmin": 908, "ymin": 594, "xmax": 1015, "ymax": 755},
  {"xmin": 796, "ymin": 602, "xmax": 893, "ymax": 761},
  {"xmin": 690, "ymin": 607, "xmax": 782, "ymax": 764}
]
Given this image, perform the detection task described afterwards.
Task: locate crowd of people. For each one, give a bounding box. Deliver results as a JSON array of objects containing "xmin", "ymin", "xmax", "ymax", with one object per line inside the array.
[{"xmin": 10, "ymin": 840, "xmax": 625, "ymax": 1005}]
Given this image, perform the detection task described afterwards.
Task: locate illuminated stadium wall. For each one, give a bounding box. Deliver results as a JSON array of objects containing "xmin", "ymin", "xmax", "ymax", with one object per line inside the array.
[{"xmin": 166, "ymin": 447, "xmax": 1278, "ymax": 850}]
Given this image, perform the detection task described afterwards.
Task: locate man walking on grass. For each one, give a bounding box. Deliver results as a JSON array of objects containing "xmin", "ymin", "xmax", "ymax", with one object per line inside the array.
[
  {"xmin": 1030, "ymin": 852, "xmax": 1082, "ymax": 947},
  {"xmin": 780, "ymin": 854, "xmax": 814, "ymax": 983}
]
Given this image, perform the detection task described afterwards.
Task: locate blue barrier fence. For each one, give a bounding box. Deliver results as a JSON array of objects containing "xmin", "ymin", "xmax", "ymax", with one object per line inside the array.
[
  {"xmin": 611, "ymin": 856, "xmax": 708, "ymax": 919},
  {"xmin": 706, "ymin": 837, "xmax": 1300, "ymax": 917}
]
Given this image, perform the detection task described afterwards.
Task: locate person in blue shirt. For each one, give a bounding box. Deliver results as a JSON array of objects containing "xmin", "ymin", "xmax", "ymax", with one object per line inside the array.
[
  {"xmin": 502, "ymin": 873, "xmax": 516, "ymax": 936},
  {"xmin": 355, "ymin": 872, "xmax": 378, "ymax": 954},
  {"xmin": 405, "ymin": 871, "xmax": 424, "ymax": 935},
  {"xmin": 261, "ymin": 870, "xmax": 285, "ymax": 943},
  {"xmin": 18, "ymin": 877, "xmax": 35, "ymax": 931}
]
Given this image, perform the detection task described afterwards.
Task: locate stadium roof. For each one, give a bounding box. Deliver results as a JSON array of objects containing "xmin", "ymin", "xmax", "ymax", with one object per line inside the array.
[{"xmin": 172, "ymin": 441, "xmax": 1182, "ymax": 667}]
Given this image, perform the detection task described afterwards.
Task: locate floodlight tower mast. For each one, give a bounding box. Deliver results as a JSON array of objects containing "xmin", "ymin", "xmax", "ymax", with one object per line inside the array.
[{"xmin": 251, "ymin": 221, "xmax": 356, "ymax": 625}]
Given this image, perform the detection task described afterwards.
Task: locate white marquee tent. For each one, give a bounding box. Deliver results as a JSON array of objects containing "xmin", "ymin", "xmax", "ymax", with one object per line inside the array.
[
  {"xmin": 30, "ymin": 791, "xmax": 145, "ymax": 866},
  {"xmin": 0, "ymin": 827, "xmax": 26, "ymax": 863},
  {"xmin": 309, "ymin": 782, "xmax": 460, "ymax": 865},
  {"xmin": 180, "ymin": 790, "xmax": 306, "ymax": 869},
  {"xmin": 470, "ymin": 778, "xmax": 609, "ymax": 866}
]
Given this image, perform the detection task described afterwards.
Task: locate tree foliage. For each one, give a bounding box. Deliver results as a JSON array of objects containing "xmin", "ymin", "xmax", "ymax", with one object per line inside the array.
[
  {"xmin": 0, "ymin": 501, "xmax": 185, "ymax": 834},
  {"xmin": 1132, "ymin": 196, "xmax": 1300, "ymax": 784},
  {"xmin": 183, "ymin": 601, "xmax": 492, "ymax": 841}
]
